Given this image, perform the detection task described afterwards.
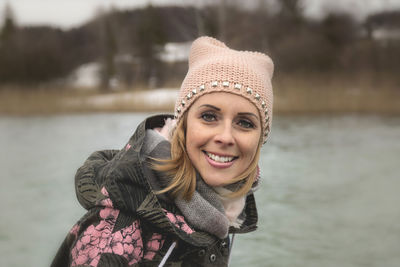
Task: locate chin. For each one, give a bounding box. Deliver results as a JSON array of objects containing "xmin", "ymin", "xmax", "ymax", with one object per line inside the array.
[{"xmin": 201, "ymin": 175, "xmax": 232, "ymax": 187}]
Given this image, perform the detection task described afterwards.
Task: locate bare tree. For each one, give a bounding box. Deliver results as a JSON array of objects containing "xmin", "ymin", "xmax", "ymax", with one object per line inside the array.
[
  {"xmin": 100, "ymin": 12, "xmax": 117, "ymax": 91},
  {"xmin": 218, "ymin": 0, "xmax": 227, "ymax": 41},
  {"xmin": 0, "ymin": 2, "xmax": 16, "ymax": 42},
  {"xmin": 279, "ymin": 0, "xmax": 304, "ymax": 24},
  {"xmin": 132, "ymin": 4, "xmax": 167, "ymax": 88}
]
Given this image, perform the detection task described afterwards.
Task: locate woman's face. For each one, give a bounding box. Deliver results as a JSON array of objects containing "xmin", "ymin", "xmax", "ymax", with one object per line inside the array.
[{"xmin": 186, "ymin": 92, "xmax": 261, "ymax": 187}]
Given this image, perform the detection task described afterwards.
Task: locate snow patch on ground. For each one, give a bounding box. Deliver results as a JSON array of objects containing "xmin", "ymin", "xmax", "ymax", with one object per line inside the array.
[{"xmin": 63, "ymin": 88, "xmax": 179, "ymax": 111}]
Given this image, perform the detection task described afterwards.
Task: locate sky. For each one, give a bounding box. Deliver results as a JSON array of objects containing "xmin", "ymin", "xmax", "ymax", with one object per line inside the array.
[{"xmin": 1, "ymin": 0, "xmax": 400, "ymax": 29}]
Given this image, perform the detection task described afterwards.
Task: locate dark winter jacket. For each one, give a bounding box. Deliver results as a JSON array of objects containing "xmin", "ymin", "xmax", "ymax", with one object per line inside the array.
[{"xmin": 51, "ymin": 114, "xmax": 258, "ymax": 267}]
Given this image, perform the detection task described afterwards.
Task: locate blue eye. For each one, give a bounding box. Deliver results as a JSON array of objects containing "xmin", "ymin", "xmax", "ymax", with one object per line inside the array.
[
  {"xmin": 201, "ymin": 113, "xmax": 216, "ymax": 122},
  {"xmin": 238, "ymin": 119, "xmax": 255, "ymax": 129}
]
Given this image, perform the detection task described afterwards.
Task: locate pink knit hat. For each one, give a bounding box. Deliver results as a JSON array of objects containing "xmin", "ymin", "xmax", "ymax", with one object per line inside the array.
[{"xmin": 174, "ymin": 36, "xmax": 274, "ymax": 144}]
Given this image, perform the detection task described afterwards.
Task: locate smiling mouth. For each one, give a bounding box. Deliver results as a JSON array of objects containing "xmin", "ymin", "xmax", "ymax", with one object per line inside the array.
[{"xmin": 204, "ymin": 151, "xmax": 238, "ymax": 163}]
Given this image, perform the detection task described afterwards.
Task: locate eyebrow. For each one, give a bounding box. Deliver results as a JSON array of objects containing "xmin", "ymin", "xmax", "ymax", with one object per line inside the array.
[
  {"xmin": 199, "ymin": 104, "xmax": 220, "ymax": 111},
  {"xmin": 238, "ymin": 112, "xmax": 259, "ymax": 119},
  {"xmin": 199, "ymin": 104, "xmax": 259, "ymax": 119}
]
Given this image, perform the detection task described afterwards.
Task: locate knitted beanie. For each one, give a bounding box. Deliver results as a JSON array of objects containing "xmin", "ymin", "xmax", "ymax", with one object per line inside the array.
[{"xmin": 174, "ymin": 36, "xmax": 274, "ymax": 144}]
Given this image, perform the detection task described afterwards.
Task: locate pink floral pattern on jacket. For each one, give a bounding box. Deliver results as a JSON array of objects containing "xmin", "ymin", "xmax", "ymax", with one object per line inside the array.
[
  {"xmin": 70, "ymin": 187, "xmax": 164, "ymax": 266},
  {"xmin": 143, "ymin": 233, "xmax": 165, "ymax": 260},
  {"xmin": 164, "ymin": 210, "xmax": 194, "ymax": 234},
  {"xmin": 69, "ymin": 187, "xmax": 196, "ymax": 266}
]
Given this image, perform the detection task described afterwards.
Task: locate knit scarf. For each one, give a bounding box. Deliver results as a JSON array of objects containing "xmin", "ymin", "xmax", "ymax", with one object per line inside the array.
[{"xmin": 143, "ymin": 129, "xmax": 230, "ymax": 239}]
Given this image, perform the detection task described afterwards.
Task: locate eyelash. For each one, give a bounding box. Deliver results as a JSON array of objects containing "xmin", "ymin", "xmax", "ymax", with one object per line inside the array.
[
  {"xmin": 200, "ymin": 112, "xmax": 255, "ymax": 129},
  {"xmin": 201, "ymin": 112, "xmax": 217, "ymax": 122},
  {"xmin": 238, "ymin": 119, "xmax": 255, "ymax": 129}
]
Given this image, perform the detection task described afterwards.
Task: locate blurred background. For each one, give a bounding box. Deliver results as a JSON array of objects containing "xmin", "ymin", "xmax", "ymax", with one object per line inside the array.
[
  {"xmin": 0, "ymin": 0, "xmax": 399, "ymax": 112},
  {"xmin": 0, "ymin": 0, "xmax": 399, "ymax": 266}
]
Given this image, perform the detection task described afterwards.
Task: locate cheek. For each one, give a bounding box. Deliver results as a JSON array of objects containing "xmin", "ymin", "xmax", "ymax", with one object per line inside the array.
[
  {"xmin": 240, "ymin": 135, "xmax": 260, "ymax": 161},
  {"xmin": 186, "ymin": 128, "xmax": 196, "ymax": 148},
  {"xmin": 185, "ymin": 125, "xmax": 203, "ymax": 158},
  {"xmin": 186, "ymin": 120, "xmax": 205, "ymax": 146}
]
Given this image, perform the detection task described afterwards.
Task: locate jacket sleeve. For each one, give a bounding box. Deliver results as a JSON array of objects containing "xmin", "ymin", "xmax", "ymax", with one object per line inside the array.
[
  {"xmin": 51, "ymin": 207, "xmax": 157, "ymax": 267},
  {"xmin": 75, "ymin": 150, "xmax": 120, "ymax": 210}
]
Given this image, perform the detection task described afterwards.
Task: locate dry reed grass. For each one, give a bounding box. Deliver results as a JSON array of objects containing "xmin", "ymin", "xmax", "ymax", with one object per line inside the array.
[
  {"xmin": 1, "ymin": 72, "xmax": 399, "ymax": 115},
  {"xmin": 274, "ymin": 71, "xmax": 400, "ymax": 114},
  {"xmin": 0, "ymin": 87, "xmax": 176, "ymax": 115}
]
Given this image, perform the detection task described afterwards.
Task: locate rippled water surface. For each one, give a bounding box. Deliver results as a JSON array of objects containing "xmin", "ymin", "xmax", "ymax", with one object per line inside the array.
[{"xmin": 1, "ymin": 113, "xmax": 399, "ymax": 267}]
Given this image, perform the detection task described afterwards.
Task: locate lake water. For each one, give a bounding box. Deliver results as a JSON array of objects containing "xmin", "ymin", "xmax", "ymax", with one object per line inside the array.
[{"xmin": 1, "ymin": 113, "xmax": 399, "ymax": 267}]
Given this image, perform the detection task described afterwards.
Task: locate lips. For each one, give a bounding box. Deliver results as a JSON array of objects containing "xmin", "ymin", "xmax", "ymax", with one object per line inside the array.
[
  {"xmin": 205, "ymin": 151, "xmax": 236, "ymax": 163},
  {"xmin": 203, "ymin": 151, "xmax": 238, "ymax": 169}
]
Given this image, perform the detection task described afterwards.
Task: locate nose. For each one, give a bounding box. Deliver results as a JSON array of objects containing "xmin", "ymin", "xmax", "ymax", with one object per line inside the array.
[{"xmin": 214, "ymin": 121, "xmax": 234, "ymax": 146}]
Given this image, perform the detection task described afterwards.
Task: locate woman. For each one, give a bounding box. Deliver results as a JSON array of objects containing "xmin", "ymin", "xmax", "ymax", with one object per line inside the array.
[{"xmin": 52, "ymin": 36, "xmax": 273, "ymax": 267}]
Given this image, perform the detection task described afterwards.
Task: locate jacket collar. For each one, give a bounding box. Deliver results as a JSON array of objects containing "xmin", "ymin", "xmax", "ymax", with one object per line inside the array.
[{"xmin": 127, "ymin": 114, "xmax": 174, "ymax": 154}]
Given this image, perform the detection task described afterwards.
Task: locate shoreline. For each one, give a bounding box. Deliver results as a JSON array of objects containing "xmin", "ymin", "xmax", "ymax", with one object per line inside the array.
[{"xmin": 1, "ymin": 86, "xmax": 400, "ymax": 116}]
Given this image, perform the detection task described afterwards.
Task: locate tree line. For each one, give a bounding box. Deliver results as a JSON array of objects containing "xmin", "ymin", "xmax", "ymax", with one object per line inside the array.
[{"xmin": 0, "ymin": 1, "xmax": 399, "ymax": 89}]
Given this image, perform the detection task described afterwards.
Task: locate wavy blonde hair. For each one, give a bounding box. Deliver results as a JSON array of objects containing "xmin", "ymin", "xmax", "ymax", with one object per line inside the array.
[{"xmin": 154, "ymin": 113, "xmax": 261, "ymax": 201}]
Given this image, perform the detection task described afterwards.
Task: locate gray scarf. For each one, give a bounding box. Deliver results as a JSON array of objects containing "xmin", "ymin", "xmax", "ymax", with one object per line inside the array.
[{"xmin": 143, "ymin": 130, "xmax": 229, "ymax": 239}]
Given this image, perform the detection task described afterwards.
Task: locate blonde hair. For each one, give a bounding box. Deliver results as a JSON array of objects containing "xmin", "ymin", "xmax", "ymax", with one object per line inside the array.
[{"xmin": 154, "ymin": 113, "xmax": 261, "ymax": 201}]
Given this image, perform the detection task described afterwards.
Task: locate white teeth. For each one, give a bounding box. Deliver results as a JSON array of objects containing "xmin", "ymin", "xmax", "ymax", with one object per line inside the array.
[{"xmin": 206, "ymin": 152, "xmax": 234, "ymax": 163}]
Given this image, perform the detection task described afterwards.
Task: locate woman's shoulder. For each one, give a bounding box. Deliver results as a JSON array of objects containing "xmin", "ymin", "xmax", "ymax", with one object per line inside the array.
[
  {"xmin": 52, "ymin": 187, "xmax": 223, "ymax": 267},
  {"xmin": 52, "ymin": 198, "xmax": 167, "ymax": 266}
]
